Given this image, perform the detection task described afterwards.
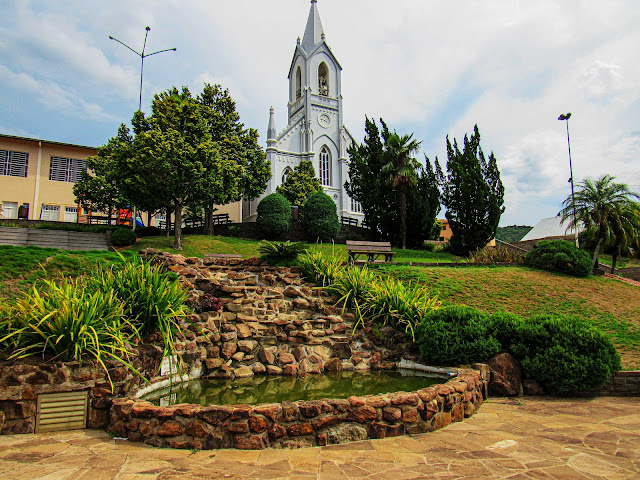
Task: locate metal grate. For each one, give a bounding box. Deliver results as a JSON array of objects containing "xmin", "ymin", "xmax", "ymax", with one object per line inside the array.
[
  {"xmin": 36, "ymin": 391, "xmax": 88, "ymax": 433},
  {"xmin": 0, "ymin": 149, "xmax": 29, "ymax": 177}
]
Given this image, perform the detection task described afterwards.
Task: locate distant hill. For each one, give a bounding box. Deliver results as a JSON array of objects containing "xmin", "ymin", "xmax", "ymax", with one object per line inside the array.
[{"xmin": 495, "ymin": 225, "xmax": 533, "ymax": 243}]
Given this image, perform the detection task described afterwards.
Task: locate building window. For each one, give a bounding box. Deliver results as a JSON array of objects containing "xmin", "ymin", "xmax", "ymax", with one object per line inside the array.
[
  {"xmin": 49, "ymin": 156, "xmax": 86, "ymax": 183},
  {"xmin": 1, "ymin": 201, "xmax": 18, "ymax": 219},
  {"xmin": 350, "ymin": 198, "xmax": 362, "ymax": 213},
  {"xmin": 0, "ymin": 149, "xmax": 29, "ymax": 177},
  {"xmin": 295, "ymin": 67, "xmax": 302, "ymax": 99},
  {"xmin": 320, "ymin": 147, "xmax": 331, "ymax": 186},
  {"xmin": 318, "ymin": 62, "xmax": 329, "ymax": 96},
  {"xmin": 40, "ymin": 204, "xmax": 60, "ymax": 221},
  {"xmin": 282, "ymin": 167, "xmax": 292, "ymax": 184},
  {"xmin": 64, "ymin": 206, "xmax": 78, "ymax": 223}
]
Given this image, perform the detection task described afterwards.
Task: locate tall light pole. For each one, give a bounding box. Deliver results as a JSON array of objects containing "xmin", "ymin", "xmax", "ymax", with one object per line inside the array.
[
  {"xmin": 109, "ymin": 26, "xmax": 176, "ymax": 111},
  {"xmin": 558, "ymin": 112, "xmax": 578, "ymax": 246},
  {"xmin": 109, "ymin": 27, "xmax": 176, "ymax": 230}
]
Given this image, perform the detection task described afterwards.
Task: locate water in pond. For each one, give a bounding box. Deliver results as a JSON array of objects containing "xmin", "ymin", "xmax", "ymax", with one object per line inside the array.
[{"xmin": 142, "ymin": 370, "xmax": 452, "ymax": 406}]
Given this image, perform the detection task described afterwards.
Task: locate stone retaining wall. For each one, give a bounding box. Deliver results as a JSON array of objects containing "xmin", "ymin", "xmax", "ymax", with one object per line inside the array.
[
  {"xmin": 596, "ymin": 370, "xmax": 640, "ymax": 396},
  {"xmin": 108, "ymin": 367, "xmax": 488, "ymax": 450}
]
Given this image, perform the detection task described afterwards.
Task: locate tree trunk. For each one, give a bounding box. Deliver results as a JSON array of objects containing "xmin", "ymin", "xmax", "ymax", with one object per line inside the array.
[
  {"xmin": 174, "ymin": 204, "xmax": 183, "ymax": 250},
  {"xmin": 611, "ymin": 246, "xmax": 619, "ymax": 274},
  {"xmin": 204, "ymin": 205, "xmax": 214, "ymax": 236},
  {"xmin": 165, "ymin": 209, "xmax": 172, "ymax": 238},
  {"xmin": 107, "ymin": 206, "xmax": 113, "ymax": 225},
  {"xmin": 147, "ymin": 211, "xmax": 153, "ymax": 228},
  {"xmin": 591, "ymin": 237, "xmax": 603, "ymax": 272},
  {"xmin": 400, "ymin": 183, "xmax": 407, "ymax": 250}
]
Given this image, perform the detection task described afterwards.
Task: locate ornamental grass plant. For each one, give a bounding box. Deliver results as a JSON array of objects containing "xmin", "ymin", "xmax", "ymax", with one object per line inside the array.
[{"xmin": 258, "ymin": 240, "xmax": 308, "ymax": 265}]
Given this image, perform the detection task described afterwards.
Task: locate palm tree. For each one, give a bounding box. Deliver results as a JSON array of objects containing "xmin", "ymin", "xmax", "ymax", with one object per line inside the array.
[
  {"xmin": 559, "ymin": 174, "xmax": 640, "ymax": 271},
  {"xmin": 609, "ymin": 203, "xmax": 640, "ymax": 273},
  {"xmin": 380, "ymin": 132, "xmax": 421, "ymax": 249}
]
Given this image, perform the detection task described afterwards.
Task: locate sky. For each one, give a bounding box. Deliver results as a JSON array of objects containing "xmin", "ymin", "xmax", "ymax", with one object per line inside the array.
[{"xmin": 1, "ymin": 0, "xmax": 639, "ymax": 226}]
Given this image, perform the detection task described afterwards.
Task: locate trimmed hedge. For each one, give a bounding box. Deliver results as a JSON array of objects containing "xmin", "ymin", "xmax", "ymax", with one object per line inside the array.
[
  {"xmin": 111, "ymin": 228, "xmax": 137, "ymax": 246},
  {"xmin": 524, "ymin": 239, "xmax": 592, "ymax": 277},
  {"xmin": 256, "ymin": 193, "xmax": 292, "ymax": 239},
  {"xmin": 414, "ymin": 306, "xmax": 620, "ymax": 394},
  {"xmin": 302, "ymin": 191, "xmax": 340, "ymax": 242}
]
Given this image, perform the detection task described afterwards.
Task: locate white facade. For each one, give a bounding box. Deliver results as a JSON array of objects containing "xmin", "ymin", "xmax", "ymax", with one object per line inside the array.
[{"xmin": 245, "ymin": 0, "xmax": 362, "ymax": 222}]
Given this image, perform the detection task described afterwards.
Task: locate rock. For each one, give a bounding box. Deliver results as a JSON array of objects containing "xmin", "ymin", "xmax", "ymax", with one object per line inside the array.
[
  {"xmin": 266, "ymin": 365, "xmax": 283, "ymax": 375},
  {"xmin": 347, "ymin": 406, "xmax": 377, "ymax": 423},
  {"xmin": 488, "ymin": 353, "xmax": 522, "ymax": 396},
  {"xmin": 236, "ymin": 324, "xmax": 252, "ymax": 339},
  {"xmin": 284, "ymin": 364, "xmax": 298, "ymax": 376},
  {"xmin": 523, "ymin": 379, "xmax": 545, "ymax": 396},
  {"xmin": 313, "ymin": 345, "xmax": 331, "ymax": 360},
  {"xmin": 324, "ymin": 358, "xmax": 342, "ymax": 372},
  {"xmin": 157, "ymin": 420, "xmax": 183, "ymax": 437},
  {"xmin": 205, "ymin": 358, "xmax": 224, "ymax": 370},
  {"xmin": 238, "ymin": 340, "xmax": 258, "ymax": 353},
  {"xmin": 332, "ymin": 342, "xmax": 352, "ymax": 359},
  {"xmin": 231, "ymin": 352, "xmax": 245, "ymax": 362},
  {"xmin": 259, "ymin": 348, "xmax": 275, "ymax": 365},
  {"xmin": 221, "ymin": 342, "xmax": 237, "ymax": 358},
  {"xmin": 252, "ymin": 362, "xmax": 266, "ymax": 374},
  {"xmin": 382, "ymin": 407, "xmax": 402, "ymax": 422},
  {"xmin": 325, "ymin": 424, "xmax": 368, "ymax": 445},
  {"xmin": 234, "ymin": 366, "xmax": 254, "ymax": 379},
  {"xmin": 292, "ymin": 298, "xmax": 310, "ymax": 309},
  {"xmin": 278, "ymin": 352, "xmax": 296, "ymax": 365},
  {"xmin": 283, "ymin": 286, "xmax": 304, "ymax": 297},
  {"xmin": 292, "ymin": 346, "xmax": 307, "ymax": 361}
]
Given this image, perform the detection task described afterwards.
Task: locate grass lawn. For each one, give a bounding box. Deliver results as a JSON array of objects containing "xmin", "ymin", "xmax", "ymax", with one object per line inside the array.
[
  {"xmin": 374, "ymin": 263, "xmax": 640, "ymax": 369},
  {"xmin": 0, "ymin": 246, "xmax": 135, "ymax": 301},
  {"xmin": 129, "ymin": 234, "xmax": 457, "ymax": 264}
]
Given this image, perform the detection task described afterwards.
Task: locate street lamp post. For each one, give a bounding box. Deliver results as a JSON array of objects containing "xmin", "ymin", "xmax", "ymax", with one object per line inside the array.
[
  {"xmin": 109, "ymin": 26, "xmax": 176, "ymax": 111},
  {"xmin": 109, "ymin": 27, "xmax": 176, "ymax": 230},
  {"xmin": 558, "ymin": 112, "xmax": 578, "ymax": 246}
]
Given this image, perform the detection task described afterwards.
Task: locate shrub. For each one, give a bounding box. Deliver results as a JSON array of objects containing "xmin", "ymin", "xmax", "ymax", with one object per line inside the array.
[
  {"xmin": 258, "ymin": 240, "xmax": 307, "ymax": 265},
  {"xmin": 524, "ymin": 240, "xmax": 591, "ymax": 277},
  {"xmin": 135, "ymin": 226, "xmax": 162, "ymax": 237},
  {"xmin": 326, "ymin": 265, "xmax": 378, "ymax": 309},
  {"xmin": 302, "ymin": 191, "xmax": 341, "ymax": 242},
  {"xmin": 86, "ymin": 255, "xmax": 190, "ymax": 358},
  {"xmin": 298, "ymin": 246, "xmax": 343, "ymax": 286},
  {"xmin": 111, "ymin": 227, "xmax": 138, "ymax": 246},
  {"xmin": 256, "ymin": 193, "xmax": 292, "ymax": 238},
  {"xmin": 422, "ymin": 242, "xmax": 435, "ymax": 252},
  {"xmin": 515, "ymin": 315, "xmax": 620, "ymax": 394},
  {"xmin": 415, "ymin": 307, "xmax": 500, "ymax": 365},
  {"xmin": 3, "ymin": 279, "xmax": 137, "ymax": 386},
  {"xmin": 365, "ymin": 277, "xmax": 441, "ymax": 341},
  {"xmin": 468, "ymin": 246, "xmax": 524, "ymax": 264}
]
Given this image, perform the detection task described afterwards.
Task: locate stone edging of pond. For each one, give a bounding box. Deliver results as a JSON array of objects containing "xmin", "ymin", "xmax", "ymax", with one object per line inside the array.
[{"xmin": 107, "ymin": 366, "xmax": 489, "ymax": 450}]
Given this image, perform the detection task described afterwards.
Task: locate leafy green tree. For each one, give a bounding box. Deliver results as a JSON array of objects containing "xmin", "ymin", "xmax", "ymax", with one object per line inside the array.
[
  {"xmin": 303, "ymin": 191, "xmax": 341, "ymax": 242},
  {"xmin": 346, "ymin": 117, "xmax": 440, "ymax": 248},
  {"xmin": 434, "ymin": 125, "xmax": 504, "ymax": 256},
  {"xmin": 559, "ymin": 174, "xmax": 640, "ymax": 271},
  {"xmin": 73, "ymin": 124, "xmax": 131, "ymax": 223},
  {"xmin": 381, "ymin": 132, "xmax": 422, "ymax": 249},
  {"xmin": 276, "ymin": 160, "xmax": 322, "ymax": 206}
]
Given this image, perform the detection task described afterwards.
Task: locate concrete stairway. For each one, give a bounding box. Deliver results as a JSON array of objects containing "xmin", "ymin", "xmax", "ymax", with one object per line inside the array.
[{"xmin": 0, "ymin": 227, "xmax": 109, "ymax": 251}]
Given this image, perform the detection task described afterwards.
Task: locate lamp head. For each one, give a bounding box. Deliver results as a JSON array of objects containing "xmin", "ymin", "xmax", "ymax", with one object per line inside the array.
[
  {"xmin": 108, "ymin": 36, "xmax": 114, "ymax": 40},
  {"xmin": 145, "ymin": 26, "xmax": 151, "ymax": 31},
  {"xmin": 558, "ymin": 113, "xmax": 572, "ymax": 121}
]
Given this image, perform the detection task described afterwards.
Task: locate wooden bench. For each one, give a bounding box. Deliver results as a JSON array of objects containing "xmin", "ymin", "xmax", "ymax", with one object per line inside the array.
[
  {"xmin": 212, "ymin": 213, "xmax": 231, "ymax": 225},
  {"xmin": 346, "ymin": 240, "xmax": 395, "ymax": 263}
]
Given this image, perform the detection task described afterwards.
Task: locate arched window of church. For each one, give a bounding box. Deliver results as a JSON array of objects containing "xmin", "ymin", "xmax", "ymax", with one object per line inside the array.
[
  {"xmin": 318, "ymin": 63, "xmax": 329, "ymax": 97},
  {"xmin": 295, "ymin": 67, "xmax": 302, "ymax": 100},
  {"xmin": 320, "ymin": 146, "xmax": 331, "ymax": 186},
  {"xmin": 282, "ymin": 167, "xmax": 292, "ymax": 184}
]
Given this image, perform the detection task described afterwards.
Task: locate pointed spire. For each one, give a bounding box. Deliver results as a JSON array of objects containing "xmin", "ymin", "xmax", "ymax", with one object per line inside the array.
[
  {"xmin": 267, "ymin": 107, "xmax": 277, "ymax": 147},
  {"xmin": 302, "ymin": 0, "xmax": 325, "ymax": 52}
]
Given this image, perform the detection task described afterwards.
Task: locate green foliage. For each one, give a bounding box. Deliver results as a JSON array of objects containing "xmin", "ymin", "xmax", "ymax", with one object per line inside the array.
[
  {"xmin": 515, "ymin": 315, "xmax": 621, "ymax": 394},
  {"xmin": 416, "ymin": 307, "xmax": 499, "ymax": 365},
  {"xmin": 111, "ymin": 227, "xmax": 138, "ymax": 246},
  {"xmin": 422, "ymin": 242, "xmax": 435, "ymax": 252},
  {"xmin": 559, "ymin": 174, "xmax": 640, "ymax": 271},
  {"xmin": 468, "ymin": 246, "xmax": 524, "ymax": 264},
  {"xmin": 434, "ymin": 125, "xmax": 504, "ymax": 256},
  {"xmin": 135, "ymin": 226, "xmax": 163, "ymax": 237},
  {"xmin": 2, "ymin": 279, "xmax": 137, "ymax": 387},
  {"xmin": 276, "ymin": 161, "xmax": 322, "ymax": 206},
  {"xmin": 524, "ymin": 240, "xmax": 591, "ymax": 277},
  {"xmin": 302, "ymin": 191, "xmax": 341, "ymax": 242},
  {"xmin": 495, "ymin": 225, "xmax": 532, "ymax": 243},
  {"xmin": 429, "ymin": 220, "xmax": 443, "ymax": 241},
  {"xmin": 346, "ymin": 118, "xmax": 440, "ymax": 248},
  {"xmin": 298, "ymin": 246, "xmax": 343, "ymax": 286},
  {"xmin": 258, "ymin": 240, "xmax": 307, "ymax": 265},
  {"xmin": 326, "ymin": 265, "xmax": 378, "ymax": 309},
  {"xmin": 256, "ymin": 193, "xmax": 292, "ymax": 238}
]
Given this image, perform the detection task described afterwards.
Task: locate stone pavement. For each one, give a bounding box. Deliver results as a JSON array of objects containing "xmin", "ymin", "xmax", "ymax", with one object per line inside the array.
[{"xmin": 0, "ymin": 396, "xmax": 638, "ymax": 480}]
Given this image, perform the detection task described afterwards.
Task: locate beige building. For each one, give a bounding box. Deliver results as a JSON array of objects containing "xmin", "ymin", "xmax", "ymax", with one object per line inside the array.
[
  {"xmin": 0, "ymin": 133, "xmax": 243, "ymax": 225},
  {"xmin": 0, "ymin": 133, "xmax": 96, "ymax": 222}
]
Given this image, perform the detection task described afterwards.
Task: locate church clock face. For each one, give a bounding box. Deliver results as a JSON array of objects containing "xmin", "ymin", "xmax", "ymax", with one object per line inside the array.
[{"xmin": 318, "ymin": 113, "xmax": 331, "ymax": 128}]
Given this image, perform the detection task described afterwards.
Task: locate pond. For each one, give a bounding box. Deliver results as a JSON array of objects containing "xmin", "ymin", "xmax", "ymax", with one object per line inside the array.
[{"xmin": 142, "ymin": 370, "xmax": 453, "ymax": 407}]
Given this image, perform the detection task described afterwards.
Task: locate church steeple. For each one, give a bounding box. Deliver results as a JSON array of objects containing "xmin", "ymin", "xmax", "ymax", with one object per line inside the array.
[
  {"xmin": 302, "ymin": 0, "xmax": 325, "ymax": 52},
  {"xmin": 266, "ymin": 107, "xmax": 277, "ymax": 150}
]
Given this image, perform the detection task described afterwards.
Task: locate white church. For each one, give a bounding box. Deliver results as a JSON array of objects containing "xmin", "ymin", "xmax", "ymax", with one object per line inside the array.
[{"xmin": 244, "ymin": 0, "xmax": 363, "ymax": 223}]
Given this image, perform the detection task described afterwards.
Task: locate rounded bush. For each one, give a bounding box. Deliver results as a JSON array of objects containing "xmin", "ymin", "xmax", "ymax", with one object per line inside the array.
[
  {"xmin": 111, "ymin": 227, "xmax": 137, "ymax": 246},
  {"xmin": 256, "ymin": 193, "xmax": 292, "ymax": 239},
  {"xmin": 135, "ymin": 226, "xmax": 162, "ymax": 237},
  {"xmin": 517, "ymin": 315, "xmax": 620, "ymax": 394},
  {"xmin": 524, "ymin": 239, "xmax": 591, "ymax": 277},
  {"xmin": 415, "ymin": 306, "xmax": 500, "ymax": 366},
  {"xmin": 302, "ymin": 191, "xmax": 341, "ymax": 242}
]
